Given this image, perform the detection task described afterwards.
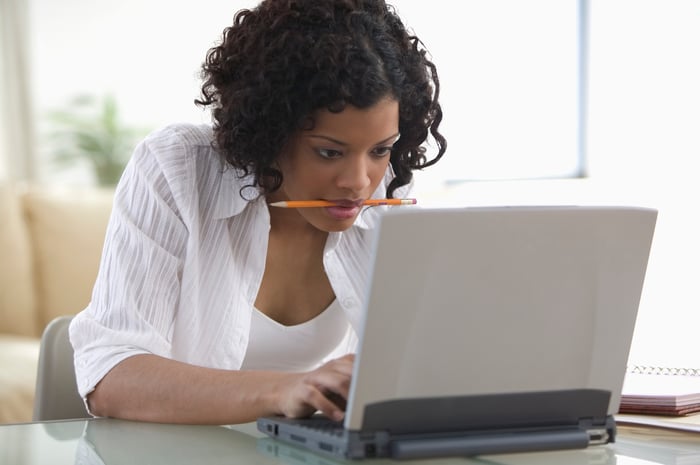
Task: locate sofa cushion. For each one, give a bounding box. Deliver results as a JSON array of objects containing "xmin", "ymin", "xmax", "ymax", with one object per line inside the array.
[
  {"xmin": 0, "ymin": 183, "xmax": 37, "ymax": 337},
  {"xmin": 0, "ymin": 335, "xmax": 40, "ymax": 423},
  {"xmin": 22, "ymin": 187, "xmax": 113, "ymax": 331}
]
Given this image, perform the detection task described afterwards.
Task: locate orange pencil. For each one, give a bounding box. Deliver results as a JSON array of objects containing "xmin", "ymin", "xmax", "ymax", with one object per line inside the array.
[{"xmin": 268, "ymin": 198, "xmax": 417, "ymax": 208}]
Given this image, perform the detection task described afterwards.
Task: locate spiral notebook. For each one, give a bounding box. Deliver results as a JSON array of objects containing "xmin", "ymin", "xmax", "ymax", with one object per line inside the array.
[
  {"xmin": 258, "ymin": 206, "xmax": 658, "ymax": 460},
  {"xmin": 620, "ymin": 366, "xmax": 700, "ymax": 416}
]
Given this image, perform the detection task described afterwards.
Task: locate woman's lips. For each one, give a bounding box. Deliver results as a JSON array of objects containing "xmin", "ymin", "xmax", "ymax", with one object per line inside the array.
[{"xmin": 324, "ymin": 200, "xmax": 362, "ymax": 220}]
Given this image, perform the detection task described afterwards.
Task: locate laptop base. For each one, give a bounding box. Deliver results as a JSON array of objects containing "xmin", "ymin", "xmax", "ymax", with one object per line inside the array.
[{"xmin": 257, "ymin": 414, "xmax": 615, "ymax": 460}]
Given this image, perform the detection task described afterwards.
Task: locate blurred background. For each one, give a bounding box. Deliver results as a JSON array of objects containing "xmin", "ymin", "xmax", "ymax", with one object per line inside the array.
[{"xmin": 1, "ymin": 0, "xmax": 699, "ymax": 367}]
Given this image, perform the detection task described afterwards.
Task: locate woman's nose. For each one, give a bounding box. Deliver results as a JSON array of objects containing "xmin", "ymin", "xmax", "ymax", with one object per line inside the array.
[{"xmin": 336, "ymin": 155, "xmax": 372, "ymax": 192}]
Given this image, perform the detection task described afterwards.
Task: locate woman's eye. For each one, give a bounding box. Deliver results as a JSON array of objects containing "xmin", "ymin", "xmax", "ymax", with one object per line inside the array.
[
  {"xmin": 317, "ymin": 148, "xmax": 342, "ymax": 159},
  {"xmin": 372, "ymin": 146, "xmax": 393, "ymax": 157}
]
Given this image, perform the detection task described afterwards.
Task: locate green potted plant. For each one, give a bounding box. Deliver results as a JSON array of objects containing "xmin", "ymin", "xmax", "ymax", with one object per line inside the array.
[{"xmin": 47, "ymin": 94, "xmax": 148, "ymax": 186}]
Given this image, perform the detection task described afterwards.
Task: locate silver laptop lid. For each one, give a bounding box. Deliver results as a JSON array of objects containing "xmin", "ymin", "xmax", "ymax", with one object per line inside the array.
[{"xmin": 346, "ymin": 206, "xmax": 657, "ymax": 430}]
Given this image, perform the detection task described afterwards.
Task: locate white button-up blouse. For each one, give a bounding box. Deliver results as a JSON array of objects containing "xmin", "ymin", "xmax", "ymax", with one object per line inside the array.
[{"xmin": 69, "ymin": 123, "xmax": 409, "ymax": 398}]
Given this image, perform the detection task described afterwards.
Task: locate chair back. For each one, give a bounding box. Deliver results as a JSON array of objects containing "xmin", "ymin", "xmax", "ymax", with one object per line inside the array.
[{"xmin": 33, "ymin": 315, "xmax": 90, "ymax": 421}]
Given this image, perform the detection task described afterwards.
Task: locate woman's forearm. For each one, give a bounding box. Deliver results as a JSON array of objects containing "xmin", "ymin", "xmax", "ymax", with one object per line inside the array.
[{"xmin": 87, "ymin": 354, "xmax": 292, "ymax": 424}]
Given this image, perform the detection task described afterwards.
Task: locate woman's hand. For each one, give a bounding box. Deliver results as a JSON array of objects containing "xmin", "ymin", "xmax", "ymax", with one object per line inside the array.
[{"xmin": 277, "ymin": 354, "xmax": 355, "ymax": 421}]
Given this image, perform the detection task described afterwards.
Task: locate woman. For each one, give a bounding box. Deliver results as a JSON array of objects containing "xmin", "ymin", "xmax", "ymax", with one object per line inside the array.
[{"xmin": 70, "ymin": 0, "xmax": 446, "ymax": 425}]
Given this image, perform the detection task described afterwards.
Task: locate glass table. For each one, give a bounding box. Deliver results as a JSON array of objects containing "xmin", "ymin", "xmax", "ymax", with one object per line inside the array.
[{"xmin": 1, "ymin": 417, "xmax": 699, "ymax": 465}]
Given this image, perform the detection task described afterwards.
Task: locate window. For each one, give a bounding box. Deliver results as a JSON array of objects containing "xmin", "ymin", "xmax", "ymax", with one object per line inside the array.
[{"xmin": 395, "ymin": 0, "xmax": 586, "ymax": 185}]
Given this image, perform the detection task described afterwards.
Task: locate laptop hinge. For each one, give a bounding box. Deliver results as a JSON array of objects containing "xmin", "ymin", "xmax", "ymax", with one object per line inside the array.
[{"xmin": 362, "ymin": 390, "xmax": 611, "ymax": 434}]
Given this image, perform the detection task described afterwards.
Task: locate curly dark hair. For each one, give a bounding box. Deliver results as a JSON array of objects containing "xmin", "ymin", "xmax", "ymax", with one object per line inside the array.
[{"xmin": 196, "ymin": 0, "xmax": 446, "ymax": 197}]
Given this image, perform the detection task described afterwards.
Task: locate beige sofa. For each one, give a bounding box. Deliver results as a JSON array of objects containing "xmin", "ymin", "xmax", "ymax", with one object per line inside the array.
[{"xmin": 0, "ymin": 183, "xmax": 113, "ymax": 423}]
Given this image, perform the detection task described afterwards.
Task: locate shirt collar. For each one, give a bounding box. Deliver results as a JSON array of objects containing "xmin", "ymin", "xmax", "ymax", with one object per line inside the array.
[{"xmin": 212, "ymin": 168, "xmax": 260, "ymax": 220}]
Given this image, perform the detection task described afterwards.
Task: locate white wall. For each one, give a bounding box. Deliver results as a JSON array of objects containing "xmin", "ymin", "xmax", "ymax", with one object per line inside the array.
[{"xmin": 29, "ymin": 0, "xmax": 237, "ymax": 127}]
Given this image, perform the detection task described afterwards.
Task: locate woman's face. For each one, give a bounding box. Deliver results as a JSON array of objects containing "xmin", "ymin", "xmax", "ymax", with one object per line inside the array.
[{"xmin": 271, "ymin": 97, "xmax": 400, "ymax": 232}]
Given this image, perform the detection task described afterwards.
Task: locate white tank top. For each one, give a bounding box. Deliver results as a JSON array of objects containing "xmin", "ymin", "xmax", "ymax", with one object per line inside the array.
[{"xmin": 240, "ymin": 299, "xmax": 349, "ymax": 372}]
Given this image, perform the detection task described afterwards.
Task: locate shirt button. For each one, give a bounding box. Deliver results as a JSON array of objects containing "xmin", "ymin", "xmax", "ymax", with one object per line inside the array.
[{"xmin": 342, "ymin": 298, "xmax": 356, "ymax": 307}]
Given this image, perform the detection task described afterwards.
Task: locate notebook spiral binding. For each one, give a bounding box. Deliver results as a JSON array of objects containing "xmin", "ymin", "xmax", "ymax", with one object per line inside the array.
[{"xmin": 628, "ymin": 365, "xmax": 700, "ymax": 376}]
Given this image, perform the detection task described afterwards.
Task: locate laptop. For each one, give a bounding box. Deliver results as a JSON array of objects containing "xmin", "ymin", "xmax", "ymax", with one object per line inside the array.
[{"xmin": 257, "ymin": 206, "xmax": 657, "ymax": 460}]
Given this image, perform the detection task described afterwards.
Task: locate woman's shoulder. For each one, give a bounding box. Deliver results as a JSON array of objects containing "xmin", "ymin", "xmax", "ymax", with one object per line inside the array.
[
  {"xmin": 142, "ymin": 122, "xmax": 215, "ymax": 151},
  {"xmin": 124, "ymin": 122, "xmax": 233, "ymax": 205},
  {"xmin": 131, "ymin": 122, "xmax": 223, "ymax": 179}
]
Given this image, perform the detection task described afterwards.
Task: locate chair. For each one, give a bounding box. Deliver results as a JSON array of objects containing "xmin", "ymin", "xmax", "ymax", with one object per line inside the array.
[{"xmin": 33, "ymin": 315, "xmax": 90, "ymax": 421}]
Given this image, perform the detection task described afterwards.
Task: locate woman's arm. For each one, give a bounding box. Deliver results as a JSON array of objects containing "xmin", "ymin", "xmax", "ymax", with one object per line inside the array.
[{"xmin": 87, "ymin": 353, "xmax": 354, "ymax": 424}]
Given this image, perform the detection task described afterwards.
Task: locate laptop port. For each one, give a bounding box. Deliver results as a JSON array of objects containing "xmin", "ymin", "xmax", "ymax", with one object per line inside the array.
[
  {"xmin": 587, "ymin": 429, "xmax": 609, "ymax": 445},
  {"xmin": 364, "ymin": 443, "xmax": 377, "ymax": 457}
]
